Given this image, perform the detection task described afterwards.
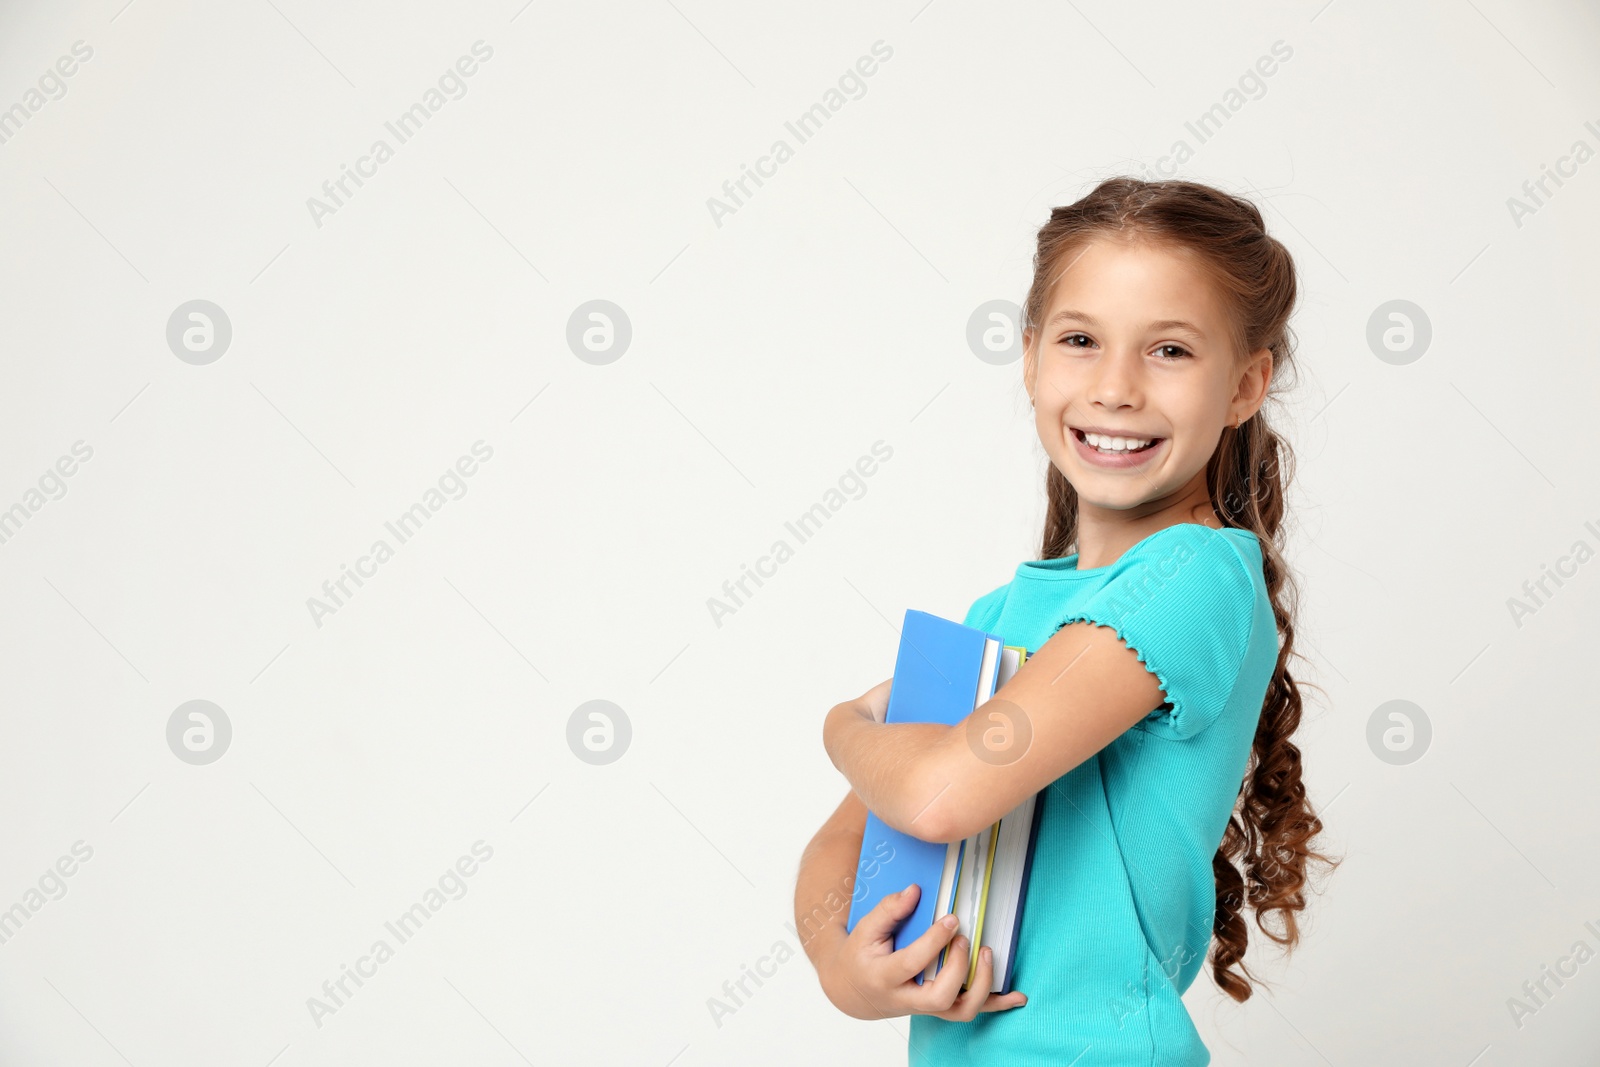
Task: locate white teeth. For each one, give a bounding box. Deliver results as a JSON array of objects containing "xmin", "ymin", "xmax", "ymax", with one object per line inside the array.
[{"xmin": 1083, "ymin": 432, "xmax": 1152, "ymax": 452}]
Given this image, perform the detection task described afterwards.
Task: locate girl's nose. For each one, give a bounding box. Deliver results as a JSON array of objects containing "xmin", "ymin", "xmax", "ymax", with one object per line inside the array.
[{"xmin": 1087, "ymin": 349, "xmax": 1143, "ymax": 410}]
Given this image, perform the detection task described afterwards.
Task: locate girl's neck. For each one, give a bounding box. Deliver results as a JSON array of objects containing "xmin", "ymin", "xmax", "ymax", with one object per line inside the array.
[{"xmin": 1072, "ymin": 478, "xmax": 1221, "ymax": 570}]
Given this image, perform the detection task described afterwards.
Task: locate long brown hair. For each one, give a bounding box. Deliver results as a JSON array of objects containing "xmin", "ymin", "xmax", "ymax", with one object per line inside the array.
[{"xmin": 1022, "ymin": 177, "xmax": 1339, "ymax": 1001}]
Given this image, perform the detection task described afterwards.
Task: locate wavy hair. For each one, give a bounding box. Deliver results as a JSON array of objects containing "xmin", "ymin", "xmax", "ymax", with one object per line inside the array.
[{"xmin": 1022, "ymin": 177, "xmax": 1339, "ymax": 1001}]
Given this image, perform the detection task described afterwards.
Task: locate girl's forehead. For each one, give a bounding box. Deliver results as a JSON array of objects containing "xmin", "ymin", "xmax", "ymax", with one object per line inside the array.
[
  {"xmin": 1050, "ymin": 237, "xmax": 1213, "ymax": 289},
  {"xmin": 1043, "ymin": 244, "xmax": 1228, "ymax": 329}
]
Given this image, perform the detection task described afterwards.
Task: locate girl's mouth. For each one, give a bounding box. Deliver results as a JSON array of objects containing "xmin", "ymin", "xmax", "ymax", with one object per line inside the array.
[{"xmin": 1070, "ymin": 428, "xmax": 1164, "ymax": 469}]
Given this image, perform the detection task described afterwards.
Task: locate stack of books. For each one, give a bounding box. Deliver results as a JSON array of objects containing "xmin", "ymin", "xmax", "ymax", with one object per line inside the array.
[{"xmin": 844, "ymin": 609, "xmax": 1044, "ymax": 995}]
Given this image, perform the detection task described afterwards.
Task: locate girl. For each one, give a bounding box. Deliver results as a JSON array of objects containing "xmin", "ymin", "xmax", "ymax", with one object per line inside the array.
[{"xmin": 795, "ymin": 177, "xmax": 1338, "ymax": 1065}]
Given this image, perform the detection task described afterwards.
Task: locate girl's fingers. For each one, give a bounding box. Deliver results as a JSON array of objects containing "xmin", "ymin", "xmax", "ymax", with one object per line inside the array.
[
  {"xmin": 883, "ymin": 912, "xmax": 960, "ymax": 986},
  {"xmin": 852, "ymin": 884, "xmax": 921, "ymax": 949},
  {"xmin": 937, "ymin": 946, "xmax": 995, "ymax": 1022},
  {"xmin": 859, "ymin": 677, "xmax": 894, "ymax": 723},
  {"xmin": 918, "ymin": 935, "xmax": 970, "ymax": 1011},
  {"xmin": 976, "ymin": 990, "xmax": 1028, "ymax": 1014}
]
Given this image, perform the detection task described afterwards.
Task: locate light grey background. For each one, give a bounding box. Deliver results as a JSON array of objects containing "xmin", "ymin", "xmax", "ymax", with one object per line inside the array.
[{"xmin": 1, "ymin": 0, "xmax": 1597, "ymax": 1064}]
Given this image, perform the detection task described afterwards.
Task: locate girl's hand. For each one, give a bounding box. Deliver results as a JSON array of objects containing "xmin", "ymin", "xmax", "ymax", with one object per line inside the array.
[
  {"xmin": 817, "ymin": 882, "xmax": 1028, "ymax": 1021},
  {"xmin": 857, "ymin": 677, "xmax": 893, "ymax": 723}
]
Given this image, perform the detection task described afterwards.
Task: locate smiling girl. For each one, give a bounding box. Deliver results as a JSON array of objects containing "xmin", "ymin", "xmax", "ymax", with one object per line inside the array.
[{"xmin": 795, "ymin": 178, "xmax": 1338, "ymax": 1065}]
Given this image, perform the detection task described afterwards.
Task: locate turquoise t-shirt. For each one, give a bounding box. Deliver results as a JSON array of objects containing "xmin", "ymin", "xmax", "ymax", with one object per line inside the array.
[{"xmin": 907, "ymin": 522, "xmax": 1278, "ymax": 1066}]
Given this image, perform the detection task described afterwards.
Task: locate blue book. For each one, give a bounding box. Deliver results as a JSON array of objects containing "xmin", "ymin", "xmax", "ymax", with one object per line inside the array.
[{"xmin": 845, "ymin": 609, "xmax": 1003, "ymax": 980}]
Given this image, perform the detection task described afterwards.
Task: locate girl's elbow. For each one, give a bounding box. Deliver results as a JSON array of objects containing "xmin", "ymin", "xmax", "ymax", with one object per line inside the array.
[
  {"xmin": 879, "ymin": 804, "xmax": 961, "ymax": 844},
  {"xmin": 894, "ymin": 766, "xmax": 984, "ymax": 845},
  {"xmin": 821, "ymin": 702, "xmax": 850, "ymax": 771},
  {"xmin": 919, "ymin": 801, "xmax": 990, "ymax": 845}
]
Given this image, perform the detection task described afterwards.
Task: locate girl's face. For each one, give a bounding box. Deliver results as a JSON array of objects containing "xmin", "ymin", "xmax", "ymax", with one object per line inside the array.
[{"xmin": 1023, "ymin": 237, "xmax": 1271, "ymax": 518}]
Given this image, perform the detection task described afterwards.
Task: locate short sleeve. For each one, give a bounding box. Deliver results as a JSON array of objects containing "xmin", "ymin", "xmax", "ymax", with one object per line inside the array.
[
  {"xmin": 961, "ymin": 582, "xmax": 1010, "ymax": 630},
  {"xmin": 1056, "ymin": 525, "xmax": 1258, "ymax": 740}
]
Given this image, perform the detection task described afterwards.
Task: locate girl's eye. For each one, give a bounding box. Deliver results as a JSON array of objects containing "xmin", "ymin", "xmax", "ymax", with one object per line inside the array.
[{"xmin": 1057, "ymin": 334, "xmax": 1191, "ymax": 360}]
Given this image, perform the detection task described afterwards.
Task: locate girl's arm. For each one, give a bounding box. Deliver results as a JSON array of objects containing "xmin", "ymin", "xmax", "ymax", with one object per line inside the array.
[
  {"xmin": 824, "ymin": 619, "xmax": 1166, "ymax": 843},
  {"xmin": 795, "ymin": 789, "xmax": 1027, "ymax": 1020},
  {"xmin": 794, "ymin": 790, "xmax": 869, "ymax": 974}
]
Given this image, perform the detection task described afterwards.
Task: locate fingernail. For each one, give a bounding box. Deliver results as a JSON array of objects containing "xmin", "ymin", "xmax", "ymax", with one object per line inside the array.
[{"xmin": 941, "ymin": 914, "xmax": 958, "ymax": 930}]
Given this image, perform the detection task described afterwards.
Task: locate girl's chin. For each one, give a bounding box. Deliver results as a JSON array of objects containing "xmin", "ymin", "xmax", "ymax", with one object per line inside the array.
[
  {"xmin": 1059, "ymin": 462, "xmax": 1185, "ymax": 511},
  {"xmin": 1071, "ymin": 492, "xmax": 1163, "ymax": 513}
]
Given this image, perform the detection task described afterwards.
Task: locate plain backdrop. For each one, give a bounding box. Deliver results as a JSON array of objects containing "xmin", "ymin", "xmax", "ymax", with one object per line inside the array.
[{"xmin": 1, "ymin": 0, "xmax": 1598, "ymax": 1064}]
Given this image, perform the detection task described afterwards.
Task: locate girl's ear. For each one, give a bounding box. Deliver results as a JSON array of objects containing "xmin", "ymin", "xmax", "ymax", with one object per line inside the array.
[{"xmin": 1231, "ymin": 345, "xmax": 1273, "ymax": 421}]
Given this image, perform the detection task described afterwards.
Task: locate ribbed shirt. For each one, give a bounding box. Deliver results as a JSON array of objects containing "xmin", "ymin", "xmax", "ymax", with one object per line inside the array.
[{"xmin": 907, "ymin": 522, "xmax": 1277, "ymax": 1066}]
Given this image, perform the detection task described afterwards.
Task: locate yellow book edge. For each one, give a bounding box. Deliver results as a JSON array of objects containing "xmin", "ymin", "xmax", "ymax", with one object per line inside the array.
[
  {"xmin": 965, "ymin": 819, "xmax": 1001, "ymax": 989},
  {"xmin": 963, "ymin": 643, "xmax": 1027, "ymax": 990}
]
